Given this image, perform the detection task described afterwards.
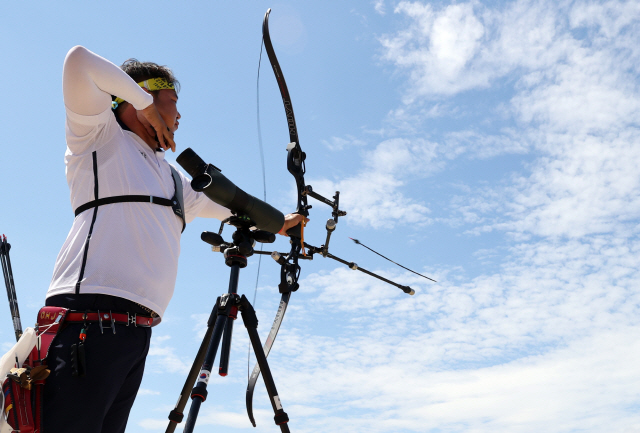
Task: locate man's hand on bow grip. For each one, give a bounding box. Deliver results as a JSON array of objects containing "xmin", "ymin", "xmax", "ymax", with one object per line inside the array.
[
  {"xmin": 278, "ymin": 213, "xmax": 309, "ymax": 237},
  {"xmin": 137, "ymin": 104, "xmax": 176, "ymax": 152}
]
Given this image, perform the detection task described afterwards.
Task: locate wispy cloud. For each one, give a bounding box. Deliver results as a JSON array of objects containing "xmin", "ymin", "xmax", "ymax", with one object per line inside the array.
[
  {"xmin": 374, "ymin": 0, "xmax": 387, "ymax": 16},
  {"xmin": 380, "ymin": 0, "xmax": 578, "ymax": 101},
  {"xmin": 242, "ymin": 230, "xmax": 640, "ymax": 431},
  {"xmin": 310, "ymin": 137, "xmax": 438, "ymax": 229},
  {"xmin": 321, "ymin": 135, "xmax": 367, "ymax": 151},
  {"xmin": 146, "ymin": 334, "xmax": 192, "ymax": 375},
  {"xmin": 378, "ymin": 0, "xmax": 640, "ymax": 239},
  {"xmin": 137, "ymin": 388, "xmax": 161, "ymax": 396}
]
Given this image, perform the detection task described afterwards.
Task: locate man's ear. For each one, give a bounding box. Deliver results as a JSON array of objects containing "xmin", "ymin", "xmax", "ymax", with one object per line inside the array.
[{"xmin": 142, "ymin": 88, "xmax": 155, "ymax": 98}]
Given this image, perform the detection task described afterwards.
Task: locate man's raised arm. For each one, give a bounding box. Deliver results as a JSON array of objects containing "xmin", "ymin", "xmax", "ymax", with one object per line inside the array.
[
  {"xmin": 62, "ymin": 46, "xmax": 152, "ymax": 117},
  {"xmin": 63, "ymin": 46, "xmax": 175, "ymax": 151}
]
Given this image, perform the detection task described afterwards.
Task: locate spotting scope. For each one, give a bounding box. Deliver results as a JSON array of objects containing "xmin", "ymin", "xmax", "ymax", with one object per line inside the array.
[{"xmin": 176, "ymin": 148, "xmax": 284, "ymax": 234}]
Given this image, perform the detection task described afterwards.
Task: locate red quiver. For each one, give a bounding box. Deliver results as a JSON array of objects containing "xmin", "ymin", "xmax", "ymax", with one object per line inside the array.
[{"xmin": 2, "ymin": 307, "xmax": 68, "ymax": 432}]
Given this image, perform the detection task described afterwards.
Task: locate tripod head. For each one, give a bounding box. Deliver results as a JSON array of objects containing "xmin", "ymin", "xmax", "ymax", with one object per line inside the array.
[{"xmin": 201, "ymin": 214, "xmax": 275, "ymax": 268}]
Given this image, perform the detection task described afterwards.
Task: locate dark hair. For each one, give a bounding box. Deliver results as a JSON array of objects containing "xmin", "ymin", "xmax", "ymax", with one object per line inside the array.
[
  {"xmin": 120, "ymin": 58, "xmax": 180, "ymax": 92},
  {"xmin": 112, "ymin": 59, "xmax": 180, "ymax": 114}
]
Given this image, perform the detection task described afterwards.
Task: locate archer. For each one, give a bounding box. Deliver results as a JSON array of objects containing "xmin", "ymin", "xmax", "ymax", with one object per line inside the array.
[{"xmin": 40, "ymin": 46, "xmax": 305, "ymax": 433}]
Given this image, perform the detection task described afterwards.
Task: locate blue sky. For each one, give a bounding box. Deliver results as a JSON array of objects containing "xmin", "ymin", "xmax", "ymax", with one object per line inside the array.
[{"xmin": 2, "ymin": 1, "xmax": 640, "ymax": 432}]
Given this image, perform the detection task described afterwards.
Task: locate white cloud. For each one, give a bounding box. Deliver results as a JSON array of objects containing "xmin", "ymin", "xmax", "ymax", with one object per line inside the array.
[
  {"xmin": 321, "ymin": 135, "xmax": 367, "ymax": 151},
  {"xmin": 569, "ymin": 0, "xmax": 640, "ymax": 40},
  {"xmin": 321, "ymin": 127, "xmax": 530, "ymax": 231},
  {"xmin": 443, "ymin": 129, "xmax": 529, "ymax": 159},
  {"xmin": 379, "ymin": 1, "xmax": 595, "ymax": 101},
  {"xmin": 240, "ymin": 231, "xmax": 640, "ymax": 431},
  {"xmin": 138, "ymin": 418, "xmax": 168, "ymax": 431},
  {"xmin": 137, "ymin": 388, "xmax": 161, "ymax": 396},
  {"xmin": 501, "ymin": 131, "xmax": 640, "ymax": 238},
  {"xmin": 374, "ymin": 0, "xmax": 386, "ymax": 16},
  {"xmin": 192, "ymin": 406, "xmax": 254, "ymax": 428},
  {"xmin": 310, "ymin": 138, "xmax": 438, "ymax": 229},
  {"xmin": 1, "ymin": 341, "xmax": 13, "ymax": 354},
  {"xmin": 381, "ymin": 2, "xmax": 488, "ymax": 99},
  {"xmin": 147, "ymin": 334, "xmax": 192, "ymax": 375},
  {"xmin": 381, "ymin": 0, "xmax": 640, "ymax": 240},
  {"xmin": 511, "ymin": 51, "xmax": 640, "ymax": 134}
]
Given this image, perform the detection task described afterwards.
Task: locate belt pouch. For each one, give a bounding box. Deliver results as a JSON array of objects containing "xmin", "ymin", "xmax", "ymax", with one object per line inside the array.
[{"xmin": 2, "ymin": 306, "xmax": 68, "ymax": 432}]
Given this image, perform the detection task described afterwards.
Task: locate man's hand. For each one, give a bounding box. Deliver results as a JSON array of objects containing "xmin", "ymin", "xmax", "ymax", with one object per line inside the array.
[
  {"xmin": 137, "ymin": 104, "xmax": 176, "ymax": 152},
  {"xmin": 278, "ymin": 213, "xmax": 310, "ymax": 236}
]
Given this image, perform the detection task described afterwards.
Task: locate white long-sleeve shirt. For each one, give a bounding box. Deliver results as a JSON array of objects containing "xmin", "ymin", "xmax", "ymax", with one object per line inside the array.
[{"xmin": 47, "ymin": 46, "xmax": 231, "ymax": 320}]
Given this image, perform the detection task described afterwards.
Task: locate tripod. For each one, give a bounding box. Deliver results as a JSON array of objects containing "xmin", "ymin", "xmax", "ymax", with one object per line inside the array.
[{"xmin": 166, "ymin": 216, "xmax": 290, "ymax": 433}]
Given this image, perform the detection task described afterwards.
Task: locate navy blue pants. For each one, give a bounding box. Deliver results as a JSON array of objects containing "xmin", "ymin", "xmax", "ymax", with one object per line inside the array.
[{"xmin": 43, "ymin": 294, "xmax": 152, "ymax": 433}]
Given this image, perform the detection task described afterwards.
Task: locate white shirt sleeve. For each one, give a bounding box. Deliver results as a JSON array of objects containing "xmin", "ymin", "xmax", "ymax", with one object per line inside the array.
[
  {"xmin": 63, "ymin": 46, "xmax": 153, "ymax": 153},
  {"xmin": 63, "ymin": 45, "xmax": 153, "ymax": 115}
]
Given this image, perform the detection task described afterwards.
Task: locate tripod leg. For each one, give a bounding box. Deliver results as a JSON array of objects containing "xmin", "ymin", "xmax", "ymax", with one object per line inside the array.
[
  {"xmin": 218, "ymin": 305, "xmax": 237, "ymax": 376},
  {"xmin": 219, "ymin": 263, "xmax": 241, "ymax": 376},
  {"xmin": 183, "ymin": 298, "xmax": 231, "ymax": 433},
  {"xmin": 239, "ymin": 295, "xmax": 291, "ymax": 432},
  {"xmin": 165, "ymin": 301, "xmax": 219, "ymax": 433}
]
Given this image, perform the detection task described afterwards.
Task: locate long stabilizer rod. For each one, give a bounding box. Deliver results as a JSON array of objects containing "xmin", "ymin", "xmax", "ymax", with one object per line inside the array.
[{"xmin": 304, "ymin": 243, "xmax": 416, "ymax": 295}]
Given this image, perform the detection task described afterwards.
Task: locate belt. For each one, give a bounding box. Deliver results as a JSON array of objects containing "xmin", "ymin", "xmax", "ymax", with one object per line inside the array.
[{"xmin": 66, "ymin": 311, "xmax": 153, "ymax": 328}]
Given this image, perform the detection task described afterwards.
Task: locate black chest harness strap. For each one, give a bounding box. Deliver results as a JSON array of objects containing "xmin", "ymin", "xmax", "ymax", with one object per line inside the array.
[
  {"xmin": 73, "ymin": 149, "xmax": 186, "ymax": 294},
  {"xmin": 74, "ymin": 159, "xmax": 186, "ymax": 233}
]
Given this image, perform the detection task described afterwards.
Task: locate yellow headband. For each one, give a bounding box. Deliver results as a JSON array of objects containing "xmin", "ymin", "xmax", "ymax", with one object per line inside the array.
[{"xmin": 112, "ymin": 78, "xmax": 176, "ymax": 108}]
